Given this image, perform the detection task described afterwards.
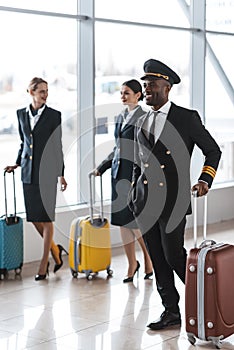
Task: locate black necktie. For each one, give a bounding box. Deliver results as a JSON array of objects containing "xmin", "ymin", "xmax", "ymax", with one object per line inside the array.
[{"xmin": 149, "ymin": 111, "xmax": 159, "ymax": 146}]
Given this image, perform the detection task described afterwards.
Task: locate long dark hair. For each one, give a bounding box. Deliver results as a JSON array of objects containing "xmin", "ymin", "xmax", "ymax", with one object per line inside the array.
[{"xmin": 122, "ymin": 79, "xmax": 144, "ymax": 101}]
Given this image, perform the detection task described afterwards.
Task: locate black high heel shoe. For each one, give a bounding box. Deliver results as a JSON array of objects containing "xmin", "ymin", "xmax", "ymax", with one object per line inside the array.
[
  {"xmin": 54, "ymin": 244, "xmax": 68, "ymax": 273},
  {"xmin": 144, "ymin": 271, "xmax": 153, "ymax": 280},
  {"xmin": 35, "ymin": 262, "xmax": 50, "ymax": 281},
  {"xmin": 123, "ymin": 261, "xmax": 140, "ymax": 283}
]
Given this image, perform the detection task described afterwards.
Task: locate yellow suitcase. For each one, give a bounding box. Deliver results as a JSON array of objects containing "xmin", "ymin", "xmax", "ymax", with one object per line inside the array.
[{"xmin": 69, "ymin": 174, "xmax": 113, "ymax": 280}]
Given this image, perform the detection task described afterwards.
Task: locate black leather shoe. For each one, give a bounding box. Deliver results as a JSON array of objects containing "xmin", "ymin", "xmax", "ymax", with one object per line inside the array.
[
  {"xmin": 147, "ymin": 310, "xmax": 181, "ymax": 330},
  {"xmin": 54, "ymin": 244, "xmax": 68, "ymax": 273}
]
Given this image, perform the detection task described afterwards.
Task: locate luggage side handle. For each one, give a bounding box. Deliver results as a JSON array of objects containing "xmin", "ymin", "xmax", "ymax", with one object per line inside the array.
[{"xmin": 192, "ymin": 190, "xmax": 208, "ymax": 248}]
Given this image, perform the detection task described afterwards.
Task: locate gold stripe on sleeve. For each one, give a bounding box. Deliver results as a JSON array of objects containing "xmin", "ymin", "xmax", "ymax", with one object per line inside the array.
[{"xmin": 202, "ymin": 166, "xmax": 216, "ymax": 178}]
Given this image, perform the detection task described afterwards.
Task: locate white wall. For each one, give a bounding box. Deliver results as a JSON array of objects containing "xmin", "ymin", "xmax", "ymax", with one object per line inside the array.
[{"xmin": 23, "ymin": 185, "xmax": 234, "ymax": 263}]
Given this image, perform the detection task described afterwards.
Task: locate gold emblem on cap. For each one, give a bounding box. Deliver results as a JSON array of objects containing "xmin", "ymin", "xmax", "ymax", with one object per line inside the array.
[{"xmin": 144, "ymin": 73, "xmax": 169, "ymax": 80}]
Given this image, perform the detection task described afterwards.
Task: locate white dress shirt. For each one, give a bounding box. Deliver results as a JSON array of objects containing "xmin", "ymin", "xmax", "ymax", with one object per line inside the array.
[
  {"xmin": 146, "ymin": 100, "xmax": 171, "ymax": 143},
  {"xmin": 121, "ymin": 105, "xmax": 140, "ymax": 130},
  {"xmin": 26, "ymin": 104, "xmax": 46, "ymax": 130}
]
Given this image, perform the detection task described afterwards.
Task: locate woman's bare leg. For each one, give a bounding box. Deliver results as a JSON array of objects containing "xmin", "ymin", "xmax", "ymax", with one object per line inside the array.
[
  {"xmin": 32, "ymin": 222, "xmax": 60, "ymax": 264},
  {"xmin": 120, "ymin": 226, "xmax": 138, "ymax": 277},
  {"xmin": 34, "ymin": 222, "xmax": 54, "ymax": 275},
  {"xmin": 132, "ymin": 228, "xmax": 153, "ymax": 274}
]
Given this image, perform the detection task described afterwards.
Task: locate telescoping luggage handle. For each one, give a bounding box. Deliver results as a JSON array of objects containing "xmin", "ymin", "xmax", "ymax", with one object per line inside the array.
[
  {"xmin": 192, "ymin": 190, "xmax": 208, "ymax": 248},
  {"xmin": 88, "ymin": 172, "xmax": 104, "ymax": 224},
  {"xmin": 3, "ymin": 170, "xmax": 18, "ymax": 225}
]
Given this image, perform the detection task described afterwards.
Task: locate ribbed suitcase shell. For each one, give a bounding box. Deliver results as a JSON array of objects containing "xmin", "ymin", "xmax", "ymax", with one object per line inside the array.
[
  {"xmin": 185, "ymin": 242, "xmax": 234, "ymax": 347},
  {"xmin": 68, "ymin": 216, "xmax": 112, "ymax": 279},
  {"xmin": 0, "ymin": 217, "xmax": 23, "ymax": 273}
]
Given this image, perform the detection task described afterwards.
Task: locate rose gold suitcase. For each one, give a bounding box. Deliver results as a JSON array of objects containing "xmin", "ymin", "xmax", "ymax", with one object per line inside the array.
[{"xmin": 185, "ymin": 192, "xmax": 234, "ymax": 349}]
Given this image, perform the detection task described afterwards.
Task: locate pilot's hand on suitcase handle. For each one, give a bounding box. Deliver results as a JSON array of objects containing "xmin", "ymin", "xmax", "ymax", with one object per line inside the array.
[
  {"xmin": 4, "ymin": 165, "xmax": 19, "ymax": 174},
  {"xmin": 191, "ymin": 181, "xmax": 209, "ymax": 197}
]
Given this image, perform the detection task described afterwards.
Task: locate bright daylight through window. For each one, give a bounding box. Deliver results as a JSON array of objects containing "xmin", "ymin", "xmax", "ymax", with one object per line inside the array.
[{"xmin": 0, "ymin": 0, "xmax": 233, "ymax": 216}]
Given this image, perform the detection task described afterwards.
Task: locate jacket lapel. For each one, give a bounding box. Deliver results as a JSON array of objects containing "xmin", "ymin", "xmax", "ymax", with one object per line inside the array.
[
  {"xmin": 137, "ymin": 111, "xmax": 151, "ymax": 147},
  {"xmin": 115, "ymin": 114, "xmax": 124, "ymax": 138},
  {"xmin": 23, "ymin": 109, "xmax": 32, "ymax": 134},
  {"xmin": 121, "ymin": 107, "xmax": 139, "ymax": 133},
  {"xmin": 120, "ymin": 107, "xmax": 146, "ymax": 135},
  {"xmin": 32, "ymin": 106, "xmax": 47, "ymax": 133}
]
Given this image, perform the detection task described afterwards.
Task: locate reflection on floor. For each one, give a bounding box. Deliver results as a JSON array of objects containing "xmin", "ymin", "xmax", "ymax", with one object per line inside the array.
[{"xmin": 0, "ymin": 219, "xmax": 234, "ymax": 350}]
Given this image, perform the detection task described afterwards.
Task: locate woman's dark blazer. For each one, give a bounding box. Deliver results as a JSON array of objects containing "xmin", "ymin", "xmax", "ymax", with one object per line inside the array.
[
  {"xmin": 128, "ymin": 102, "xmax": 221, "ymax": 232},
  {"xmin": 15, "ymin": 106, "xmax": 64, "ymax": 185},
  {"xmin": 97, "ymin": 105, "xmax": 147, "ymax": 227}
]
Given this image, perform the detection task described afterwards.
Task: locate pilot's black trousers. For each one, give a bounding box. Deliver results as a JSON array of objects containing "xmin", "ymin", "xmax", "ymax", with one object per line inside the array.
[{"xmin": 142, "ymin": 216, "xmax": 187, "ymax": 313}]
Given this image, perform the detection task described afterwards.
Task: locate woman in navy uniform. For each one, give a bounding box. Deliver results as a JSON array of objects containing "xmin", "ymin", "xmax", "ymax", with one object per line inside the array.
[
  {"xmin": 5, "ymin": 77, "xmax": 68, "ymax": 280},
  {"xmin": 95, "ymin": 79, "xmax": 153, "ymax": 282},
  {"xmin": 128, "ymin": 59, "xmax": 221, "ymax": 330}
]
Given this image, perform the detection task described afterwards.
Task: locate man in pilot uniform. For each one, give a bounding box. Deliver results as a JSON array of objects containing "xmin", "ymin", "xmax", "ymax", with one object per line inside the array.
[{"xmin": 128, "ymin": 59, "xmax": 221, "ymax": 330}]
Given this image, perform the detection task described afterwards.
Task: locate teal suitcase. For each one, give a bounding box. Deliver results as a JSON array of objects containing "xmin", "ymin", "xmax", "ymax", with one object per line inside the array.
[{"xmin": 0, "ymin": 171, "xmax": 23, "ymax": 278}]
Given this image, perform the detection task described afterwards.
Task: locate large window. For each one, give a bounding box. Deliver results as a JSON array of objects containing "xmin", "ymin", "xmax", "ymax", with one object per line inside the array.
[
  {"xmin": 0, "ymin": 9, "xmax": 78, "ymax": 214},
  {"xmin": 95, "ymin": 0, "xmax": 189, "ymax": 27},
  {"xmin": 205, "ymin": 0, "xmax": 234, "ymax": 183},
  {"xmin": 0, "ymin": 1, "xmax": 233, "ymax": 216}
]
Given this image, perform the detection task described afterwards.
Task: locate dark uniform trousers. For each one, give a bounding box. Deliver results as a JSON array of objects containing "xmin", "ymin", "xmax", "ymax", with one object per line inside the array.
[{"xmin": 143, "ymin": 216, "xmax": 187, "ymax": 313}]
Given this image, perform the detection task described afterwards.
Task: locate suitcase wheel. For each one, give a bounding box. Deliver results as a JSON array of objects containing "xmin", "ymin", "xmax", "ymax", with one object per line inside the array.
[
  {"xmin": 0, "ymin": 269, "xmax": 8, "ymax": 280},
  {"xmin": 87, "ymin": 274, "xmax": 93, "ymax": 280},
  {"xmin": 0, "ymin": 273, "xmax": 5, "ymax": 280},
  {"xmin": 15, "ymin": 263, "xmax": 23, "ymax": 276},
  {"xmin": 107, "ymin": 268, "xmax": 113, "ymax": 276},
  {"xmin": 71, "ymin": 270, "xmax": 78, "ymax": 278},
  {"xmin": 187, "ymin": 333, "xmax": 196, "ymax": 345},
  {"xmin": 213, "ymin": 339, "xmax": 222, "ymax": 349},
  {"xmin": 15, "ymin": 267, "xmax": 22, "ymax": 275}
]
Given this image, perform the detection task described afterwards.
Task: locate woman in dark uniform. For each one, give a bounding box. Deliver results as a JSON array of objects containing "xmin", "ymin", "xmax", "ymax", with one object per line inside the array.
[
  {"xmin": 5, "ymin": 77, "xmax": 68, "ymax": 280},
  {"xmin": 95, "ymin": 79, "xmax": 153, "ymax": 282}
]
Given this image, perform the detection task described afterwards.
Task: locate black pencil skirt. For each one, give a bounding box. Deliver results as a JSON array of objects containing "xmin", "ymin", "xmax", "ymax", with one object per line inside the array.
[
  {"xmin": 23, "ymin": 183, "xmax": 57, "ymax": 222},
  {"xmin": 111, "ymin": 177, "xmax": 138, "ymax": 229}
]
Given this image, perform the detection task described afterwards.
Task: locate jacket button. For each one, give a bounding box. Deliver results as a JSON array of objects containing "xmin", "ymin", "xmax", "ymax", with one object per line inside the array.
[
  {"xmin": 160, "ymin": 164, "xmax": 165, "ymax": 169},
  {"xmin": 159, "ymin": 182, "xmax": 164, "ymax": 186},
  {"xmin": 118, "ymin": 160, "xmax": 120, "ymax": 164},
  {"xmin": 30, "ymin": 144, "xmax": 33, "ymax": 148},
  {"xmin": 29, "ymin": 156, "xmax": 32, "ymax": 160},
  {"xmin": 166, "ymin": 150, "xmax": 171, "ymax": 155},
  {"xmin": 143, "ymin": 180, "xmax": 148, "ymax": 185},
  {"xmin": 144, "ymin": 163, "xmax": 149, "ymax": 168}
]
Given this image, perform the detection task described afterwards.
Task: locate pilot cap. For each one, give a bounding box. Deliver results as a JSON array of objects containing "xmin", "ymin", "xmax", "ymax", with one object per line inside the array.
[{"xmin": 141, "ymin": 59, "xmax": 181, "ymax": 85}]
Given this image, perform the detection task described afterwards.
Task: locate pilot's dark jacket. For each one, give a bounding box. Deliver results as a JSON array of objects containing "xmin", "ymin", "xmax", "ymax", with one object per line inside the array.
[{"xmin": 128, "ymin": 102, "xmax": 221, "ymax": 232}]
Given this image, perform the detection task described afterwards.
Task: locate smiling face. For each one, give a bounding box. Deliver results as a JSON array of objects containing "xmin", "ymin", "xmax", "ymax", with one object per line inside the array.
[
  {"xmin": 143, "ymin": 78, "xmax": 171, "ymax": 110},
  {"xmin": 120, "ymin": 85, "xmax": 141, "ymax": 108},
  {"xmin": 30, "ymin": 82, "xmax": 48, "ymax": 109}
]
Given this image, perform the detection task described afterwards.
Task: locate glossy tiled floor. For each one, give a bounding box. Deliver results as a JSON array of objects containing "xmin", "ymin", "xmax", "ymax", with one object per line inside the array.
[{"xmin": 0, "ymin": 220, "xmax": 234, "ymax": 350}]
